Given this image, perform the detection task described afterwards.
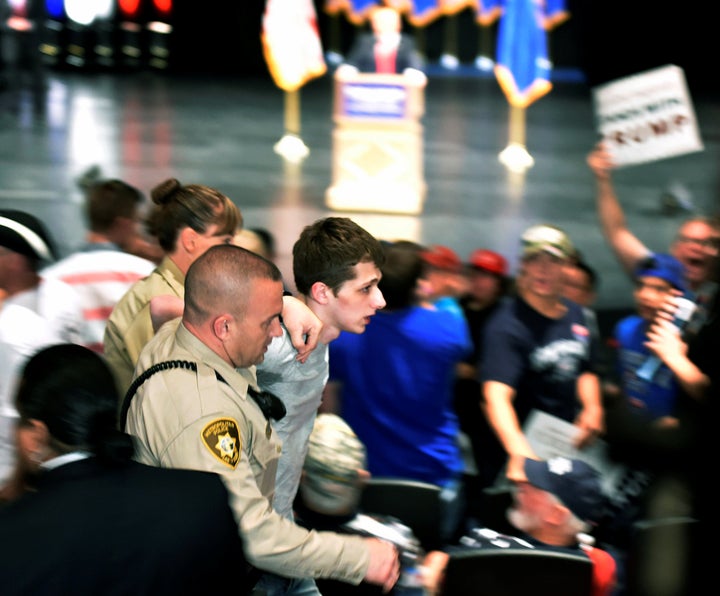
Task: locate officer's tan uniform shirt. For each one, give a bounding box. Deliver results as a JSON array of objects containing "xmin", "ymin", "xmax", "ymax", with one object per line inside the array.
[
  {"xmin": 103, "ymin": 257, "xmax": 185, "ymax": 396},
  {"xmin": 125, "ymin": 319, "xmax": 369, "ymax": 583}
]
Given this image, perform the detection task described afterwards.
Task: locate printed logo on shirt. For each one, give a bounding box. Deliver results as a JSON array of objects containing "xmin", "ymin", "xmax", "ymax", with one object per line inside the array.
[
  {"xmin": 201, "ymin": 418, "xmax": 241, "ymax": 469},
  {"xmin": 530, "ymin": 339, "xmax": 586, "ymax": 381},
  {"xmin": 571, "ymin": 323, "xmax": 589, "ymax": 341}
]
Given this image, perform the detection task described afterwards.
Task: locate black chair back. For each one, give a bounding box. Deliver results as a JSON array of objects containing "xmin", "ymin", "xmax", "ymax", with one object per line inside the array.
[
  {"xmin": 359, "ymin": 477, "xmax": 443, "ymax": 551},
  {"xmin": 441, "ymin": 547, "xmax": 593, "ymax": 596}
]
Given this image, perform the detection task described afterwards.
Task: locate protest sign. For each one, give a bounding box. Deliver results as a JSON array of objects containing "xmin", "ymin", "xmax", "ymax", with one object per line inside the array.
[{"xmin": 593, "ymin": 64, "xmax": 703, "ymax": 167}]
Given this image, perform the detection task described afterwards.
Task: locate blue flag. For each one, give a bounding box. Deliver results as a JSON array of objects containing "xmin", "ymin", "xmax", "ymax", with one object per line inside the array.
[
  {"xmin": 325, "ymin": 1, "xmax": 381, "ymax": 24},
  {"xmin": 543, "ymin": 0, "xmax": 569, "ymax": 30},
  {"xmin": 404, "ymin": 1, "xmax": 443, "ymax": 27},
  {"xmin": 475, "ymin": 0, "xmax": 503, "ymax": 25},
  {"xmin": 494, "ymin": 0, "xmax": 552, "ymax": 108}
]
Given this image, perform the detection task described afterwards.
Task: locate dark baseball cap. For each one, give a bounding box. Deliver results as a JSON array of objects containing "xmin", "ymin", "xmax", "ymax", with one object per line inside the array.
[{"xmin": 524, "ymin": 457, "xmax": 603, "ymax": 523}]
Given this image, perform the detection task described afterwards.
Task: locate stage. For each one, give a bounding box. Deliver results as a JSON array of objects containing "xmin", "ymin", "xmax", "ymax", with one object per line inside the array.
[{"xmin": 0, "ymin": 62, "xmax": 718, "ymax": 322}]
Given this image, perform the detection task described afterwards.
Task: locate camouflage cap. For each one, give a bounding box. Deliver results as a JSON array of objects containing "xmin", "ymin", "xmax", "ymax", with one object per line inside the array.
[
  {"xmin": 521, "ymin": 224, "xmax": 574, "ymax": 260},
  {"xmin": 300, "ymin": 414, "xmax": 367, "ymax": 515}
]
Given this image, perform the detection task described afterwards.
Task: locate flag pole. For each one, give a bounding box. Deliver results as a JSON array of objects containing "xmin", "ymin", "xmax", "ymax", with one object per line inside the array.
[
  {"xmin": 475, "ymin": 23, "xmax": 495, "ymax": 71},
  {"xmin": 274, "ymin": 89, "xmax": 310, "ymax": 163},
  {"xmin": 492, "ymin": 0, "xmax": 555, "ymax": 174},
  {"xmin": 498, "ymin": 104, "xmax": 534, "ymax": 172},
  {"xmin": 440, "ymin": 13, "xmax": 459, "ymax": 69},
  {"xmin": 262, "ymin": 0, "xmax": 326, "ymax": 164},
  {"xmin": 510, "ymin": 104, "xmax": 525, "ymax": 146},
  {"xmin": 273, "ymin": 89, "xmax": 310, "ymax": 162},
  {"xmin": 325, "ymin": 13, "xmax": 343, "ymax": 65},
  {"xmin": 285, "ymin": 89, "xmax": 300, "ymax": 136}
]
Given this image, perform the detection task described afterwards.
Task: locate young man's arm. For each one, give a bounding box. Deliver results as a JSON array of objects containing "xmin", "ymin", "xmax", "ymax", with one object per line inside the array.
[{"xmin": 280, "ymin": 295, "xmax": 322, "ymax": 363}]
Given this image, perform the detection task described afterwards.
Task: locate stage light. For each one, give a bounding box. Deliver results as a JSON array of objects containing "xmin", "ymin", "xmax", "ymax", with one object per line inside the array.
[
  {"xmin": 45, "ymin": 0, "xmax": 63, "ymax": 18},
  {"xmin": 93, "ymin": 0, "xmax": 116, "ymax": 68},
  {"xmin": 118, "ymin": 0, "xmax": 144, "ymax": 69},
  {"xmin": 147, "ymin": 0, "xmax": 173, "ymax": 70},
  {"xmin": 8, "ymin": 0, "xmax": 26, "ymax": 12},
  {"xmin": 118, "ymin": 0, "xmax": 142, "ymax": 19},
  {"xmin": 64, "ymin": 0, "xmax": 108, "ymax": 68},
  {"xmin": 64, "ymin": 0, "xmax": 95, "ymax": 26},
  {"xmin": 153, "ymin": 0, "xmax": 171, "ymax": 18},
  {"xmin": 41, "ymin": 0, "xmax": 65, "ymax": 66}
]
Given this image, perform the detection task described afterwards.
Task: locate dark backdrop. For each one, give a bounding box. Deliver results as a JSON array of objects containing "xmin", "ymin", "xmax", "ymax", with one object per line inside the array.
[{"xmin": 169, "ymin": 1, "xmax": 716, "ymax": 98}]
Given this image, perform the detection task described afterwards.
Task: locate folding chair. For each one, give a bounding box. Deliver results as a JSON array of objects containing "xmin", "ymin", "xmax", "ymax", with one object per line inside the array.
[
  {"xmin": 359, "ymin": 477, "xmax": 444, "ymax": 551},
  {"xmin": 440, "ymin": 547, "xmax": 594, "ymax": 596}
]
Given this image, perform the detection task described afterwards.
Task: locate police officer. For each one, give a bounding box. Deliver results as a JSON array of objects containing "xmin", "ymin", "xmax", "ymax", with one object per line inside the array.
[{"xmin": 123, "ymin": 245, "xmax": 400, "ymax": 595}]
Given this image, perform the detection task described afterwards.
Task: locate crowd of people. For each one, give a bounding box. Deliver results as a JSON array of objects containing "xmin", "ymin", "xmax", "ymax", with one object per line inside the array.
[{"xmin": 0, "ymin": 132, "xmax": 718, "ymax": 596}]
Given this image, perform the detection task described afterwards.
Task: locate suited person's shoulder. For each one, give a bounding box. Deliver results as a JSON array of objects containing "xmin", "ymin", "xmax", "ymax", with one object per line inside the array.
[{"xmin": 131, "ymin": 460, "xmax": 222, "ymax": 486}]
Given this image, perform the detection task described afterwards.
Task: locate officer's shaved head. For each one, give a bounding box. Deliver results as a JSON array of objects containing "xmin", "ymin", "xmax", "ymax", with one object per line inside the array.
[{"xmin": 184, "ymin": 244, "xmax": 282, "ymax": 324}]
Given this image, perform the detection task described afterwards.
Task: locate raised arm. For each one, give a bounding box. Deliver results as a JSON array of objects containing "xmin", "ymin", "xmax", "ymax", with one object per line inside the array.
[{"xmin": 587, "ymin": 142, "xmax": 651, "ymax": 274}]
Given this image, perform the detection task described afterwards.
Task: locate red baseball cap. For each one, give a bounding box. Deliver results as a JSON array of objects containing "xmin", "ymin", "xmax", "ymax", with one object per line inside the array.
[
  {"xmin": 467, "ymin": 249, "xmax": 508, "ymax": 277},
  {"xmin": 420, "ymin": 245, "xmax": 462, "ymax": 272}
]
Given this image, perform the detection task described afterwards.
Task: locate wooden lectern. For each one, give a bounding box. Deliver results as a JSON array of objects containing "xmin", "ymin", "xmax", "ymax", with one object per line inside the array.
[{"xmin": 325, "ymin": 72, "xmax": 427, "ymax": 215}]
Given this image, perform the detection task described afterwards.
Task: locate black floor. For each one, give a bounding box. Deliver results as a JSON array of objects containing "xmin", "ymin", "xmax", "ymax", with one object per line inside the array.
[{"xmin": 1, "ymin": 65, "xmax": 718, "ymax": 321}]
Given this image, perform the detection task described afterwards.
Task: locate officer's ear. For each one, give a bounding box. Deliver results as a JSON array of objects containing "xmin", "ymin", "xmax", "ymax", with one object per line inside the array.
[{"xmin": 213, "ymin": 315, "xmax": 232, "ymax": 339}]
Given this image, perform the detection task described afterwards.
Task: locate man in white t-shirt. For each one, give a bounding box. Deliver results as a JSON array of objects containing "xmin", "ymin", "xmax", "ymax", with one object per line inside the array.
[
  {"xmin": 41, "ymin": 180, "xmax": 156, "ymax": 353},
  {"xmin": 0, "ymin": 209, "xmax": 83, "ymax": 344}
]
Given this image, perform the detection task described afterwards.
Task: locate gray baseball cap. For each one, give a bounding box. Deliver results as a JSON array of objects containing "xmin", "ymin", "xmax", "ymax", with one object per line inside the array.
[{"xmin": 300, "ymin": 414, "xmax": 367, "ymax": 515}]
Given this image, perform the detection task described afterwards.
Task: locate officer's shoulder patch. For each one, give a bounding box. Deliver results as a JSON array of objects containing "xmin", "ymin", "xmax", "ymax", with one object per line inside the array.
[{"xmin": 201, "ymin": 418, "xmax": 241, "ymax": 469}]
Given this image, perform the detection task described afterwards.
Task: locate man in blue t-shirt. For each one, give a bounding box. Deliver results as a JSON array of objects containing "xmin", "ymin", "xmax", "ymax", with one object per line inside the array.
[{"xmin": 327, "ymin": 240, "xmax": 471, "ymax": 542}]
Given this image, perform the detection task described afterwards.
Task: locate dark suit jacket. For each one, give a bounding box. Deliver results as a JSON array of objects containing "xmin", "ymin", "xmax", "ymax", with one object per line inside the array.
[
  {"xmin": 344, "ymin": 33, "xmax": 424, "ymax": 73},
  {"xmin": 0, "ymin": 458, "xmax": 249, "ymax": 595}
]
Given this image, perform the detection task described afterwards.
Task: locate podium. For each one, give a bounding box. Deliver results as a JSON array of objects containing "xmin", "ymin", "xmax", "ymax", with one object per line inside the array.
[{"xmin": 325, "ymin": 72, "xmax": 427, "ymax": 215}]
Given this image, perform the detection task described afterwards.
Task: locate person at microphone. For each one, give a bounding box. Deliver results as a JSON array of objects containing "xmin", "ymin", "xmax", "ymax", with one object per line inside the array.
[{"xmin": 335, "ymin": 6, "xmax": 426, "ymax": 85}]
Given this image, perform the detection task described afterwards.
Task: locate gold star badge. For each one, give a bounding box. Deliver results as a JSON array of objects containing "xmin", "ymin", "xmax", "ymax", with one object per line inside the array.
[{"xmin": 201, "ymin": 418, "xmax": 241, "ymax": 469}]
